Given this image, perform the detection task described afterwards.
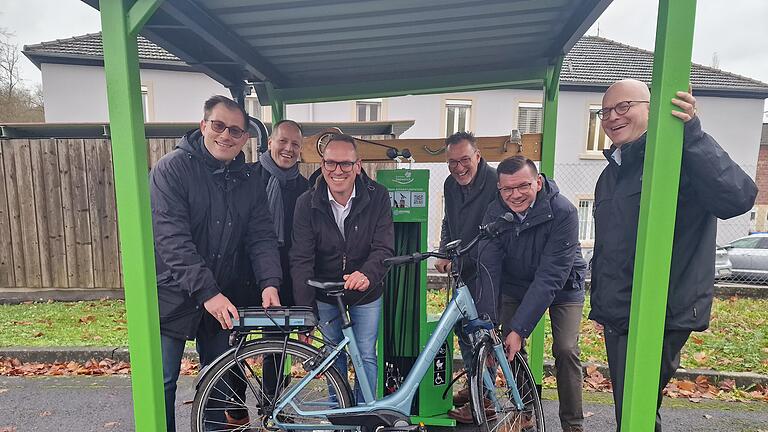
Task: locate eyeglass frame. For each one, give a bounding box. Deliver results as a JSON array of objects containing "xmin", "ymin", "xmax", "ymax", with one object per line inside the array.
[
  {"xmin": 447, "ymin": 152, "xmax": 478, "ymax": 169},
  {"xmin": 322, "ymin": 159, "xmax": 359, "ymax": 173},
  {"xmin": 498, "ymin": 182, "xmax": 534, "ymax": 197},
  {"xmin": 205, "ymin": 119, "xmax": 247, "ymax": 139},
  {"xmin": 596, "ymin": 100, "xmax": 650, "ymax": 120}
]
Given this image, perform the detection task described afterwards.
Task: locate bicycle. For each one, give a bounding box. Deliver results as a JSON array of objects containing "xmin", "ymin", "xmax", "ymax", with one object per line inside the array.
[{"xmin": 191, "ymin": 213, "xmax": 544, "ymax": 432}]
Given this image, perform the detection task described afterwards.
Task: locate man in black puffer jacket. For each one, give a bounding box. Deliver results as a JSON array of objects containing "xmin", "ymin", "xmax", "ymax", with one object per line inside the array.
[
  {"xmin": 291, "ymin": 134, "xmax": 394, "ymax": 404},
  {"xmin": 462, "ymin": 156, "xmax": 586, "ymax": 431},
  {"xmin": 590, "ymin": 79, "xmax": 757, "ymax": 431},
  {"xmin": 150, "ymin": 95, "xmax": 282, "ymax": 431}
]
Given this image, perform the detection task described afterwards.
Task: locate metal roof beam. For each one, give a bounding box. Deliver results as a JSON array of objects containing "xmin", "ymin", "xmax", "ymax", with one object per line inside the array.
[
  {"xmin": 160, "ymin": 0, "xmax": 286, "ymax": 85},
  {"xmin": 127, "ymin": 0, "xmax": 164, "ymax": 37},
  {"xmin": 261, "ymin": 65, "xmax": 547, "ymax": 104},
  {"xmin": 140, "ymin": 28, "xmax": 242, "ymax": 87}
]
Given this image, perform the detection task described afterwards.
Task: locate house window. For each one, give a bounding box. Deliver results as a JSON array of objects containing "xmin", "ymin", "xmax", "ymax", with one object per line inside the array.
[
  {"xmin": 586, "ymin": 104, "xmax": 612, "ymax": 152},
  {"xmin": 445, "ymin": 99, "xmax": 471, "ymax": 136},
  {"xmin": 577, "ymin": 199, "xmax": 595, "ymax": 241},
  {"xmin": 356, "ymin": 99, "xmax": 381, "ymax": 121},
  {"xmin": 140, "ymin": 85, "xmax": 150, "ymax": 120},
  {"xmin": 245, "ymin": 95, "xmax": 262, "ymax": 119},
  {"xmin": 517, "ymin": 102, "xmax": 542, "ymax": 134},
  {"xmin": 262, "ymin": 105, "xmax": 273, "ymax": 122}
]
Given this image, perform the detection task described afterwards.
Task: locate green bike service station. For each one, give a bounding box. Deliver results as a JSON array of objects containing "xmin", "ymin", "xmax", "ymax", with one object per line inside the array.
[
  {"xmin": 89, "ymin": 0, "xmax": 703, "ymax": 430},
  {"xmin": 377, "ymin": 169, "xmax": 455, "ymax": 425}
]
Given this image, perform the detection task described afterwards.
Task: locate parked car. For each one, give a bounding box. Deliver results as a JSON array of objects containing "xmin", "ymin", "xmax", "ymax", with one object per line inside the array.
[
  {"xmin": 582, "ymin": 245, "xmax": 733, "ymax": 281},
  {"xmin": 723, "ymin": 233, "xmax": 768, "ymax": 282},
  {"xmin": 714, "ymin": 245, "xmax": 732, "ymax": 280}
]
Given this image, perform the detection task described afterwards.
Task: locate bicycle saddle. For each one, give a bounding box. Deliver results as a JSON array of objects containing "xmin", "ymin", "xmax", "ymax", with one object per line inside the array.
[{"xmin": 307, "ymin": 279, "xmax": 345, "ymax": 295}]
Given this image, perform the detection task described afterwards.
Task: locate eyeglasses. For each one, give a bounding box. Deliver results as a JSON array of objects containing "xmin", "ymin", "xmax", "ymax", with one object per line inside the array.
[
  {"xmin": 322, "ymin": 159, "xmax": 357, "ymax": 172},
  {"xmin": 206, "ymin": 120, "xmax": 246, "ymax": 139},
  {"xmin": 499, "ymin": 182, "xmax": 533, "ymax": 196},
  {"xmin": 448, "ymin": 156, "xmax": 475, "ymax": 169},
  {"xmin": 596, "ymin": 100, "xmax": 649, "ymax": 120}
]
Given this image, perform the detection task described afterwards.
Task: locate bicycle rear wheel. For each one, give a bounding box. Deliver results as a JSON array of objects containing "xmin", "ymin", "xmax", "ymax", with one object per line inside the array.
[
  {"xmin": 470, "ymin": 342, "xmax": 545, "ymax": 432},
  {"xmin": 191, "ymin": 339, "xmax": 353, "ymax": 432}
]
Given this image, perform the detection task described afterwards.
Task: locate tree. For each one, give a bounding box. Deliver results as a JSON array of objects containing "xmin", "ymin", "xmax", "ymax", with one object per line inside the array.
[{"xmin": 0, "ymin": 29, "xmax": 44, "ymax": 122}]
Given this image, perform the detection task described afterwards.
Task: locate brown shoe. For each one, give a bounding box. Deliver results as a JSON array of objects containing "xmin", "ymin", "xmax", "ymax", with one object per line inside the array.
[
  {"xmin": 447, "ymin": 400, "xmax": 497, "ymax": 424},
  {"xmin": 452, "ymin": 386, "xmax": 471, "ymax": 406},
  {"xmin": 562, "ymin": 426, "xmax": 583, "ymax": 432}
]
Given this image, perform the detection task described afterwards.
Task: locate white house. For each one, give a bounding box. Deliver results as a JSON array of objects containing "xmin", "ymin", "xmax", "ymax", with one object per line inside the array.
[{"xmin": 24, "ymin": 34, "xmax": 768, "ymax": 249}]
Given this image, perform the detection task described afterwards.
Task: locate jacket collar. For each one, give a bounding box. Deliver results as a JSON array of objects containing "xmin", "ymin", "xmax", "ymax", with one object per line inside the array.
[
  {"xmin": 603, "ymin": 132, "xmax": 647, "ymax": 169},
  {"xmin": 312, "ymin": 174, "xmax": 371, "ymax": 218},
  {"xmin": 446, "ymin": 157, "xmax": 494, "ymax": 207}
]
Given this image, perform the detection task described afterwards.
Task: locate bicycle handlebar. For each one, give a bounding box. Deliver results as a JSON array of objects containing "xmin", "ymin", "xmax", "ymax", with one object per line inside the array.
[{"xmin": 383, "ymin": 212, "xmax": 515, "ymax": 267}]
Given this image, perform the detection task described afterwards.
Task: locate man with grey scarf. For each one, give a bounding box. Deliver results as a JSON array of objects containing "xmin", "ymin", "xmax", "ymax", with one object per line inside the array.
[{"xmin": 252, "ymin": 119, "xmax": 310, "ymax": 307}]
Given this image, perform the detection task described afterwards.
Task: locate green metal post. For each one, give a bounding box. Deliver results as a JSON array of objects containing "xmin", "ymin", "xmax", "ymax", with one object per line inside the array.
[
  {"xmin": 266, "ymin": 83, "xmax": 286, "ymax": 123},
  {"xmin": 528, "ymin": 58, "xmax": 563, "ymax": 385},
  {"xmin": 99, "ymin": 0, "xmax": 166, "ymax": 431},
  {"xmin": 622, "ymin": 1, "xmax": 696, "ymax": 430}
]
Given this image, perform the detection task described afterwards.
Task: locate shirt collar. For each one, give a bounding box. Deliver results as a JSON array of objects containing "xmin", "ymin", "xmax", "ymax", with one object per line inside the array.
[
  {"xmin": 611, "ymin": 147, "xmax": 623, "ymax": 166},
  {"xmin": 328, "ymin": 185, "xmax": 356, "ymax": 207}
]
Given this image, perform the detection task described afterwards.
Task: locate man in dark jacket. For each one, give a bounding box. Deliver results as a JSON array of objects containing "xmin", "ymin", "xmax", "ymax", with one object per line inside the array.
[
  {"xmin": 291, "ymin": 134, "xmax": 394, "ymax": 404},
  {"xmin": 150, "ymin": 95, "xmax": 282, "ymax": 431},
  {"xmin": 435, "ymin": 131, "xmax": 498, "ymax": 411},
  {"xmin": 250, "ymin": 119, "xmax": 311, "ymax": 407},
  {"xmin": 456, "ymin": 156, "xmax": 586, "ymax": 430},
  {"xmin": 251, "ymin": 119, "xmax": 310, "ymax": 305},
  {"xmin": 590, "ymin": 79, "xmax": 757, "ymax": 431}
]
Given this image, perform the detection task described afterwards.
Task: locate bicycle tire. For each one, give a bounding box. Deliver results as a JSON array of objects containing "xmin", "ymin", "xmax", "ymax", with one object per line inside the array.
[
  {"xmin": 191, "ymin": 339, "xmax": 354, "ymax": 432},
  {"xmin": 470, "ymin": 342, "xmax": 545, "ymax": 432}
]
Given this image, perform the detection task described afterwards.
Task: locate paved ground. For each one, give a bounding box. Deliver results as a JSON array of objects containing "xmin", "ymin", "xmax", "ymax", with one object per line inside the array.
[{"xmin": 1, "ymin": 376, "xmax": 766, "ymax": 431}]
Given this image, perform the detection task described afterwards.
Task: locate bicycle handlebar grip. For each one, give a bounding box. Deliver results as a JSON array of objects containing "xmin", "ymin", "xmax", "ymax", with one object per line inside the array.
[{"xmin": 383, "ymin": 252, "xmax": 423, "ymax": 266}]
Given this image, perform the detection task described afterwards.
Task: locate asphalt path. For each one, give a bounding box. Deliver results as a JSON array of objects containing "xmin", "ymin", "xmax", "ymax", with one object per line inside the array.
[{"xmin": 0, "ymin": 376, "xmax": 766, "ymax": 431}]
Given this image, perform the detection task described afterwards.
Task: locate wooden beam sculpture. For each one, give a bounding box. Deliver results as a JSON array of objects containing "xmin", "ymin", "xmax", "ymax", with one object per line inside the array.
[{"xmin": 301, "ymin": 128, "xmax": 543, "ymax": 163}]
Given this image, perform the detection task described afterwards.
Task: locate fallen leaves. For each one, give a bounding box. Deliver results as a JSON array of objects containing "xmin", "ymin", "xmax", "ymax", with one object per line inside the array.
[
  {"xmin": 0, "ymin": 356, "xmax": 130, "ymax": 376},
  {"xmin": 0, "ymin": 356, "xmax": 201, "ymax": 377}
]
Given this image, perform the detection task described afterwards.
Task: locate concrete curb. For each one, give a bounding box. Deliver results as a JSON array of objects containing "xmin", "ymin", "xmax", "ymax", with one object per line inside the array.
[{"xmin": 2, "ymin": 347, "xmax": 765, "ymax": 388}]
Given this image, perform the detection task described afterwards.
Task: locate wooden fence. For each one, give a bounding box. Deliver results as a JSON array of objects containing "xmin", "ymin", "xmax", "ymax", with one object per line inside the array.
[{"xmin": 0, "ymin": 137, "xmax": 392, "ymax": 299}]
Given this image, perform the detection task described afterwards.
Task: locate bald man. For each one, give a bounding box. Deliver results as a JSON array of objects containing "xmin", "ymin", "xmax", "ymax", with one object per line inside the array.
[{"xmin": 589, "ymin": 79, "xmax": 756, "ymax": 431}]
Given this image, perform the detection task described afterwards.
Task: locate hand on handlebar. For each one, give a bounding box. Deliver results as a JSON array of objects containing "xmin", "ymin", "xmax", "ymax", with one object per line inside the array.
[
  {"xmin": 434, "ymin": 258, "xmax": 452, "ymax": 274},
  {"xmin": 343, "ymin": 271, "xmax": 370, "ymax": 291}
]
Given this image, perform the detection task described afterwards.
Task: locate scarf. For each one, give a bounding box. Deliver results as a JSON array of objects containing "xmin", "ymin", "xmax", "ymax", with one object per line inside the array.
[{"xmin": 259, "ymin": 152, "xmax": 300, "ymax": 246}]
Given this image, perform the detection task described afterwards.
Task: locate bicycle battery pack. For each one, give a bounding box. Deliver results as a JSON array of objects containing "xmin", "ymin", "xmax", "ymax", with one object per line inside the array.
[{"xmin": 233, "ymin": 306, "xmax": 317, "ymax": 331}]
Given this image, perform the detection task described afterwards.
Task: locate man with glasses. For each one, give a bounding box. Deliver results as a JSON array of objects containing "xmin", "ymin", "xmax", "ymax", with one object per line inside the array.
[
  {"xmin": 150, "ymin": 95, "xmax": 282, "ymax": 431},
  {"xmin": 590, "ymin": 79, "xmax": 757, "ymax": 431},
  {"xmin": 435, "ymin": 132, "xmax": 498, "ymax": 420},
  {"xmin": 470, "ymin": 156, "xmax": 587, "ymax": 431},
  {"xmin": 291, "ymin": 134, "xmax": 394, "ymax": 404}
]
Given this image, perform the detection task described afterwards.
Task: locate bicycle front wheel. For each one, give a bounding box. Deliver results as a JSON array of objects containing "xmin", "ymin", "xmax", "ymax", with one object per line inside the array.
[
  {"xmin": 191, "ymin": 339, "xmax": 353, "ymax": 432},
  {"xmin": 470, "ymin": 342, "xmax": 545, "ymax": 432}
]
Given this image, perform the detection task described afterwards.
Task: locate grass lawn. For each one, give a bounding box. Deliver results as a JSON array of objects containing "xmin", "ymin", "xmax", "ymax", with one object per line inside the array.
[{"xmin": 1, "ymin": 295, "xmax": 767, "ymax": 375}]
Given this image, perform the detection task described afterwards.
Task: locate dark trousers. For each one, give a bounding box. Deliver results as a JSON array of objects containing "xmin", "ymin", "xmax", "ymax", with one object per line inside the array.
[
  {"xmin": 603, "ymin": 326, "xmax": 691, "ymax": 432},
  {"xmin": 501, "ymin": 296, "xmax": 585, "ymax": 430},
  {"xmin": 161, "ymin": 320, "xmax": 234, "ymax": 432}
]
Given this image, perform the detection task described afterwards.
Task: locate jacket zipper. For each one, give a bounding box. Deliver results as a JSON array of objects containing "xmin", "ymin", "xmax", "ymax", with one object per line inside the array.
[{"xmin": 342, "ymin": 254, "xmax": 347, "ymax": 272}]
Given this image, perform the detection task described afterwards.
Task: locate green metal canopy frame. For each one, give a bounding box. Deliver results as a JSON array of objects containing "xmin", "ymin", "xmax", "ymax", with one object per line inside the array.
[{"xmin": 94, "ymin": 0, "xmax": 697, "ymax": 430}]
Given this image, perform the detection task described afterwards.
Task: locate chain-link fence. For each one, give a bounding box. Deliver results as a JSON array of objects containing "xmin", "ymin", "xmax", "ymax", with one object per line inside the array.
[{"xmin": 416, "ymin": 160, "xmax": 764, "ymax": 286}]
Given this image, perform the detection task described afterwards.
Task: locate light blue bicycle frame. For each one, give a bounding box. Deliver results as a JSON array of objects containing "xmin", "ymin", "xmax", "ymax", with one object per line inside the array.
[{"xmin": 272, "ymin": 281, "xmax": 523, "ymax": 429}]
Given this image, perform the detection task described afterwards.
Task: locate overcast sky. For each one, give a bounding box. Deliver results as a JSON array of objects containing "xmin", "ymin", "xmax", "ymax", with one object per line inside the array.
[{"xmin": 1, "ymin": 0, "xmax": 767, "ymax": 113}]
